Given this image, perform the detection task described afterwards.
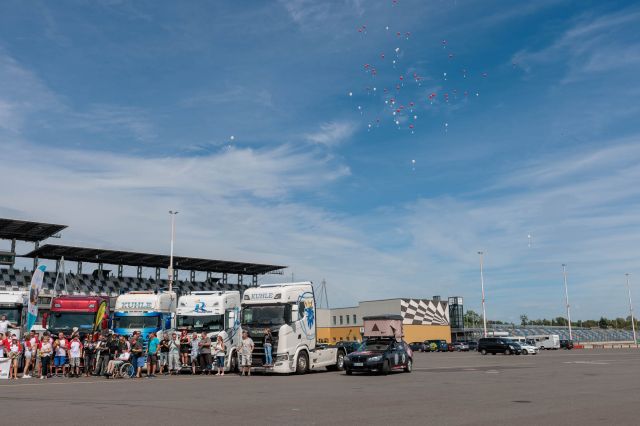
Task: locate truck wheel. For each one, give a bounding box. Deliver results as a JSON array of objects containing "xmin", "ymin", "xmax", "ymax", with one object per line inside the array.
[
  {"xmin": 404, "ymin": 358, "xmax": 412, "ymax": 373},
  {"xmin": 328, "ymin": 350, "xmax": 346, "ymax": 371},
  {"xmin": 229, "ymin": 352, "xmax": 238, "ymax": 373},
  {"xmin": 295, "ymin": 352, "xmax": 308, "ymax": 375}
]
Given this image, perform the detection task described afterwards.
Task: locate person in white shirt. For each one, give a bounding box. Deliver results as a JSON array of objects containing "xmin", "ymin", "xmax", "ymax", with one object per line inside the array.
[
  {"xmin": 106, "ymin": 348, "xmax": 131, "ymax": 377},
  {"xmin": 54, "ymin": 332, "xmax": 69, "ymax": 377},
  {"xmin": 68, "ymin": 336, "xmax": 83, "ymax": 378},
  {"xmin": 0, "ymin": 315, "xmax": 15, "ymax": 335},
  {"xmin": 39, "ymin": 335, "xmax": 53, "ymax": 379},
  {"xmin": 9, "ymin": 337, "xmax": 21, "ymax": 379}
]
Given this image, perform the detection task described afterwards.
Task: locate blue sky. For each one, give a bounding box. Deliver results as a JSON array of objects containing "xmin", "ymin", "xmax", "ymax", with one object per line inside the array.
[{"xmin": 1, "ymin": 0, "xmax": 640, "ymax": 322}]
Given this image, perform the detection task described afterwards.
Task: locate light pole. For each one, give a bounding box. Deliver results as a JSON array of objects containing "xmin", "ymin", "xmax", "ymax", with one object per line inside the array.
[
  {"xmin": 625, "ymin": 273, "xmax": 637, "ymax": 345},
  {"xmin": 168, "ymin": 210, "xmax": 178, "ymax": 293},
  {"xmin": 478, "ymin": 251, "xmax": 487, "ymax": 338},
  {"xmin": 562, "ymin": 264, "xmax": 573, "ymax": 341}
]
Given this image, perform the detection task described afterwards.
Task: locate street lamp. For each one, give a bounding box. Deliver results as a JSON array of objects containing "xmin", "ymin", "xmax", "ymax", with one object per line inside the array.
[
  {"xmin": 168, "ymin": 210, "xmax": 178, "ymax": 293},
  {"xmin": 478, "ymin": 251, "xmax": 487, "ymax": 338},
  {"xmin": 625, "ymin": 273, "xmax": 637, "ymax": 345},
  {"xmin": 562, "ymin": 264, "xmax": 573, "ymax": 341}
]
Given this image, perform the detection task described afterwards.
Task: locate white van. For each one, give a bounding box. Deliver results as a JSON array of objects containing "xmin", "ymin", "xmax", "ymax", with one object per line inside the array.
[{"xmin": 528, "ymin": 334, "xmax": 560, "ymax": 350}]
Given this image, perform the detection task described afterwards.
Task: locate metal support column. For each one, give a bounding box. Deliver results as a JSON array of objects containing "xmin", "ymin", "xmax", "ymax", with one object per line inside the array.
[
  {"xmin": 55, "ymin": 259, "xmax": 60, "ymax": 275},
  {"xmin": 118, "ymin": 265, "xmax": 123, "ymax": 278},
  {"xmin": 137, "ymin": 266, "xmax": 142, "ymax": 279},
  {"xmin": 10, "ymin": 239, "xmax": 16, "ymax": 267},
  {"xmin": 77, "ymin": 261, "xmax": 82, "ymax": 275},
  {"xmin": 33, "ymin": 241, "xmax": 39, "ymax": 271},
  {"xmin": 252, "ymin": 275, "xmax": 258, "ymax": 287},
  {"xmin": 98, "ymin": 263, "xmax": 103, "ymax": 273},
  {"xmin": 190, "ymin": 270, "xmax": 196, "ymax": 283},
  {"xmin": 206, "ymin": 271, "xmax": 212, "ymax": 281},
  {"xmin": 222, "ymin": 273, "xmax": 228, "ymax": 285},
  {"xmin": 155, "ymin": 267, "xmax": 161, "ymax": 281},
  {"xmin": 238, "ymin": 274, "xmax": 243, "ymax": 286}
]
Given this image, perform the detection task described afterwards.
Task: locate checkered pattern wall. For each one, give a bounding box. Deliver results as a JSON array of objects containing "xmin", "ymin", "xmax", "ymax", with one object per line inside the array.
[{"xmin": 400, "ymin": 299, "xmax": 450, "ymax": 326}]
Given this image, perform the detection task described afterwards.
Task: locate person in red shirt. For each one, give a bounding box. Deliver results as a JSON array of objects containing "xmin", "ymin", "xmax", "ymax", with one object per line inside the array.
[
  {"xmin": 9, "ymin": 336, "xmax": 22, "ymax": 379},
  {"xmin": 0, "ymin": 332, "xmax": 9, "ymax": 357}
]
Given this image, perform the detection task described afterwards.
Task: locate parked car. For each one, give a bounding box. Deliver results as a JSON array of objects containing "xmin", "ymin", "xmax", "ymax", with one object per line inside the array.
[
  {"xmin": 409, "ymin": 342, "xmax": 426, "ymax": 352},
  {"xmin": 467, "ymin": 341, "xmax": 478, "ymax": 351},
  {"xmin": 447, "ymin": 343, "xmax": 455, "ymax": 352},
  {"xmin": 560, "ymin": 339, "xmax": 574, "ymax": 350},
  {"xmin": 453, "ymin": 342, "xmax": 470, "ymax": 352},
  {"xmin": 516, "ymin": 341, "xmax": 538, "ymax": 355},
  {"xmin": 478, "ymin": 337, "xmax": 522, "ymax": 355},
  {"xmin": 344, "ymin": 338, "xmax": 413, "ymax": 375},
  {"xmin": 423, "ymin": 340, "xmax": 448, "ymax": 352}
]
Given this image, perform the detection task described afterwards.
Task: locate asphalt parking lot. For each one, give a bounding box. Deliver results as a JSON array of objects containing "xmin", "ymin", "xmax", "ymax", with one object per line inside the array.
[{"xmin": 1, "ymin": 349, "xmax": 639, "ymax": 425}]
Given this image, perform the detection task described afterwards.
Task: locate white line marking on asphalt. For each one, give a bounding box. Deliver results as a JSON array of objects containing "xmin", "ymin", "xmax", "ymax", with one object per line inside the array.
[{"xmin": 485, "ymin": 370, "xmax": 499, "ymax": 374}]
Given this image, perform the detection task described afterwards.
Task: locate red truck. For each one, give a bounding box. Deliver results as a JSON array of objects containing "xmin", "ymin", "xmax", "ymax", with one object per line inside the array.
[{"xmin": 43, "ymin": 295, "xmax": 110, "ymax": 338}]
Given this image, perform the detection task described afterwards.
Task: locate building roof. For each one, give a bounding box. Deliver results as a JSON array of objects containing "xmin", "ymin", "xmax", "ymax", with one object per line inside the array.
[
  {"xmin": 0, "ymin": 218, "xmax": 67, "ymax": 242},
  {"xmin": 23, "ymin": 244, "xmax": 286, "ymax": 275}
]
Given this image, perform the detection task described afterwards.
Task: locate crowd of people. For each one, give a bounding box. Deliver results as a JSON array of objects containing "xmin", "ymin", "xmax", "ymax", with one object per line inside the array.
[{"xmin": 0, "ymin": 315, "xmax": 276, "ymax": 380}]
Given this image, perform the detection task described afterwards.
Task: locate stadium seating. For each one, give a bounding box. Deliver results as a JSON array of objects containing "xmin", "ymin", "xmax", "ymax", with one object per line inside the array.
[
  {"xmin": 478, "ymin": 325, "xmax": 635, "ymax": 342},
  {"xmin": 0, "ymin": 267, "xmax": 246, "ymax": 298}
]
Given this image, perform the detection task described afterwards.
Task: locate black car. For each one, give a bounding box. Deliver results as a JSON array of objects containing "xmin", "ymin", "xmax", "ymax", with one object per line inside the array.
[
  {"xmin": 409, "ymin": 342, "xmax": 426, "ymax": 352},
  {"xmin": 344, "ymin": 338, "xmax": 413, "ymax": 375},
  {"xmin": 560, "ymin": 339, "xmax": 574, "ymax": 350},
  {"xmin": 477, "ymin": 337, "xmax": 522, "ymax": 355}
]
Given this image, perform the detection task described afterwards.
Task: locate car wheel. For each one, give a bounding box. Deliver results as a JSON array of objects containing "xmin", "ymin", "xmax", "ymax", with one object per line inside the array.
[
  {"xmin": 382, "ymin": 360, "xmax": 390, "ymax": 375},
  {"xmin": 491, "ymin": 352, "xmax": 496, "ymax": 355},
  {"xmin": 345, "ymin": 369, "xmax": 352, "ymax": 375},
  {"xmin": 480, "ymin": 349, "xmax": 487, "ymax": 355},
  {"xmin": 504, "ymin": 349, "xmax": 511, "ymax": 355},
  {"xmin": 540, "ymin": 346, "xmax": 545, "ymax": 350},
  {"xmin": 404, "ymin": 358, "xmax": 412, "ymax": 373},
  {"xmin": 295, "ymin": 352, "xmax": 308, "ymax": 375},
  {"xmin": 522, "ymin": 349, "xmax": 528, "ymax": 355}
]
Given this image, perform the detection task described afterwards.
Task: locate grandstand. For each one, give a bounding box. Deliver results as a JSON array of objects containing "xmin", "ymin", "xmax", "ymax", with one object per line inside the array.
[
  {"xmin": 0, "ymin": 218, "xmax": 286, "ymax": 302},
  {"xmin": 461, "ymin": 326, "xmax": 635, "ymax": 343}
]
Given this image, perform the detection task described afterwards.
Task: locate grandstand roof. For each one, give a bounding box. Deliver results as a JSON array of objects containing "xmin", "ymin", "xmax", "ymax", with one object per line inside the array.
[
  {"xmin": 0, "ymin": 218, "xmax": 67, "ymax": 242},
  {"xmin": 23, "ymin": 244, "xmax": 286, "ymax": 275}
]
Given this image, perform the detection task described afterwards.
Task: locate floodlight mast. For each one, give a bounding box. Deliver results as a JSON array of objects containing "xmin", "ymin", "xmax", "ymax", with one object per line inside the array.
[{"xmin": 168, "ymin": 211, "xmax": 178, "ymax": 292}]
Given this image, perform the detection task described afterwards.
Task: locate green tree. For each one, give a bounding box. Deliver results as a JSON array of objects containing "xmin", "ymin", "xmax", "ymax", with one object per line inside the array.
[
  {"xmin": 520, "ymin": 314, "xmax": 529, "ymax": 326},
  {"xmin": 464, "ymin": 310, "xmax": 481, "ymax": 327},
  {"xmin": 598, "ymin": 317, "xmax": 609, "ymax": 329}
]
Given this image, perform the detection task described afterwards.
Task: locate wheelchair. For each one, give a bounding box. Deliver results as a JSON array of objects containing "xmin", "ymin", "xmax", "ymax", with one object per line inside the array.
[{"xmin": 112, "ymin": 361, "xmax": 135, "ymax": 379}]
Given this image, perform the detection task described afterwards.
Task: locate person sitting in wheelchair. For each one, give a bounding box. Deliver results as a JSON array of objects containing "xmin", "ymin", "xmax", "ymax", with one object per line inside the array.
[{"xmin": 106, "ymin": 348, "xmax": 131, "ymax": 378}]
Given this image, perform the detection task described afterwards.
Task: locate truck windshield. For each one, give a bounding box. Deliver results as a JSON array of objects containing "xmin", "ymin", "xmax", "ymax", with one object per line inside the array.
[
  {"xmin": 177, "ymin": 315, "xmax": 224, "ymax": 332},
  {"xmin": 0, "ymin": 307, "xmax": 22, "ymax": 324},
  {"xmin": 48, "ymin": 313, "xmax": 95, "ymax": 331},
  {"xmin": 241, "ymin": 305, "xmax": 290, "ymax": 326},
  {"xmin": 113, "ymin": 315, "xmax": 161, "ymax": 329}
]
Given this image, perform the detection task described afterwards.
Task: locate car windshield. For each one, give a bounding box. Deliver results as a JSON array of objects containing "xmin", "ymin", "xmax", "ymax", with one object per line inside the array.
[
  {"xmin": 48, "ymin": 313, "xmax": 95, "ymax": 331},
  {"xmin": 0, "ymin": 307, "xmax": 22, "ymax": 324},
  {"xmin": 177, "ymin": 315, "xmax": 224, "ymax": 332},
  {"xmin": 241, "ymin": 305, "xmax": 290, "ymax": 326},
  {"xmin": 358, "ymin": 339, "xmax": 392, "ymax": 352},
  {"xmin": 113, "ymin": 315, "xmax": 161, "ymax": 329}
]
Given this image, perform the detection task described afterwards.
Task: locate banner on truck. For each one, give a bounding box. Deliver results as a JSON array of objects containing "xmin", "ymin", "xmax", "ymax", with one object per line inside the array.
[{"xmin": 26, "ymin": 264, "xmax": 46, "ymax": 332}]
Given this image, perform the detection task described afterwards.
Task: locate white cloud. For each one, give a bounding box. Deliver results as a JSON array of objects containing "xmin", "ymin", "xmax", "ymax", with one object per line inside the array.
[{"xmin": 305, "ymin": 120, "xmax": 357, "ymax": 147}]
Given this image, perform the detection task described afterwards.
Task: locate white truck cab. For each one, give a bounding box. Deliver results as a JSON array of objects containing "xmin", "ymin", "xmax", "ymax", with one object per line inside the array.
[
  {"xmin": 241, "ymin": 282, "xmax": 345, "ymax": 374},
  {"xmin": 0, "ymin": 291, "xmax": 29, "ymax": 339},
  {"xmin": 176, "ymin": 291, "xmax": 241, "ymax": 371}
]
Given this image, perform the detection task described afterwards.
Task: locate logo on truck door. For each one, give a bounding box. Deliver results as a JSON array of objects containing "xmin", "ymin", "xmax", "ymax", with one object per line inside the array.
[{"xmin": 297, "ymin": 292, "xmax": 315, "ymax": 340}]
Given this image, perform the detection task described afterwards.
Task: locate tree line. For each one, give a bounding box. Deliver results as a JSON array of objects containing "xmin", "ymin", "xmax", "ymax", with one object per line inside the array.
[{"xmin": 463, "ymin": 310, "xmax": 638, "ymax": 330}]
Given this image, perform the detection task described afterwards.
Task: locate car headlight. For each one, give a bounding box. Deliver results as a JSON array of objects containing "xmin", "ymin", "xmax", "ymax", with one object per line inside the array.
[
  {"xmin": 369, "ymin": 355, "xmax": 383, "ymax": 362},
  {"xmin": 509, "ymin": 345, "xmax": 516, "ymax": 349}
]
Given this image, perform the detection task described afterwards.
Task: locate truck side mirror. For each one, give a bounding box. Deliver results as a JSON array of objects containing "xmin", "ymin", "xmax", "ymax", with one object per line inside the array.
[{"xmin": 42, "ymin": 312, "xmax": 48, "ymax": 328}]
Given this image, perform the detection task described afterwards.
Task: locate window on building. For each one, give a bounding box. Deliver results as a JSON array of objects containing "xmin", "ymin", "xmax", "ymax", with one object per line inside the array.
[
  {"xmin": 332, "ymin": 337, "xmax": 336, "ymax": 342},
  {"xmin": 353, "ymin": 314, "xmax": 357, "ymax": 324},
  {"xmin": 346, "ymin": 315, "xmax": 350, "ymax": 324},
  {"xmin": 332, "ymin": 316, "xmax": 336, "ymax": 325},
  {"xmin": 339, "ymin": 337, "xmax": 343, "ymax": 341},
  {"xmin": 340, "ymin": 315, "xmax": 343, "ymax": 325}
]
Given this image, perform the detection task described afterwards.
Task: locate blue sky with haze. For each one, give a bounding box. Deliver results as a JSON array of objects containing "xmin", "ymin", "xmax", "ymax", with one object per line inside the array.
[{"xmin": 1, "ymin": 0, "xmax": 640, "ymax": 322}]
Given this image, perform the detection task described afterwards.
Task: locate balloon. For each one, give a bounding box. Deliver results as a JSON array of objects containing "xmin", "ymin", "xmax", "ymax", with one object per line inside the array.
[{"xmin": 230, "ymin": 135, "xmax": 235, "ymax": 141}]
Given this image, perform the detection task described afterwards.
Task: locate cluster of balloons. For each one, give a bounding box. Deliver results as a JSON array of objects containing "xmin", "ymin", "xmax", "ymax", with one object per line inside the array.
[{"xmin": 348, "ymin": 0, "xmax": 490, "ymax": 157}]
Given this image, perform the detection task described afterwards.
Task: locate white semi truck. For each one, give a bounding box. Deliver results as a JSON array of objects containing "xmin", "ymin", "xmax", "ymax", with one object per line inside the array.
[
  {"xmin": 176, "ymin": 291, "xmax": 242, "ymax": 372},
  {"xmin": 241, "ymin": 282, "xmax": 345, "ymax": 374},
  {"xmin": 0, "ymin": 291, "xmax": 29, "ymax": 338},
  {"xmin": 113, "ymin": 291, "xmax": 177, "ymax": 341}
]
